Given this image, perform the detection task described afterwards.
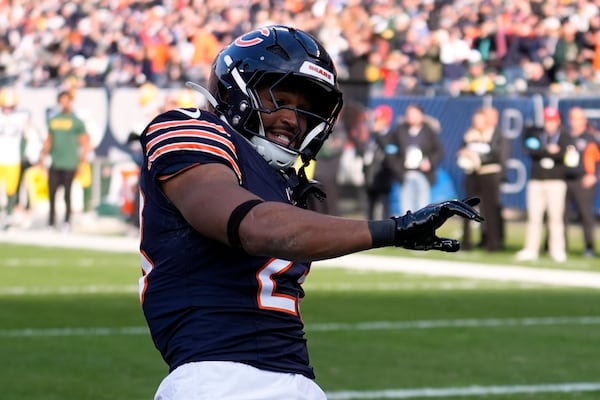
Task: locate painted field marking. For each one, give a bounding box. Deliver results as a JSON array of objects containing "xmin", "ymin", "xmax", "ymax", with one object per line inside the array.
[
  {"xmin": 0, "ymin": 230, "xmax": 138, "ymax": 253},
  {"xmin": 1, "ymin": 257, "xmax": 96, "ymax": 268},
  {"xmin": 2, "ymin": 316, "xmax": 599, "ymax": 338},
  {"xmin": 316, "ymin": 254, "xmax": 600, "ymax": 289},
  {"xmin": 0, "ymin": 284, "xmax": 138, "ymax": 295},
  {"xmin": 305, "ymin": 281, "xmax": 545, "ymax": 291},
  {"xmin": 326, "ymin": 382, "xmax": 600, "ymax": 399},
  {"xmin": 0, "ymin": 326, "xmax": 149, "ymax": 337},
  {"xmin": 305, "ymin": 316, "xmax": 600, "ymax": 332},
  {"xmin": 0, "ymin": 280, "xmax": 546, "ymax": 296}
]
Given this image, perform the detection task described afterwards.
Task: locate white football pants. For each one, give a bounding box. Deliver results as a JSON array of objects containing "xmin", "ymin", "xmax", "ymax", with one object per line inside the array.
[{"xmin": 154, "ymin": 361, "xmax": 327, "ymax": 400}]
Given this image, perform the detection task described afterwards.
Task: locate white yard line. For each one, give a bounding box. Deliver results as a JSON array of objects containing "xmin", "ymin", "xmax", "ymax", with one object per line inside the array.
[
  {"xmin": 2, "ymin": 230, "xmax": 600, "ymax": 288},
  {"xmin": 306, "ymin": 316, "xmax": 600, "ymax": 332},
  {"xmin": 315, "ymin": 254, "xmax": 600, "ymax": 289},
  {"xmin": 2, "ymin": 316, "xmax": 599, "ymax": 337},
  {"xmin": 0, "ymin": 284, "xmax": 138, "ymax": 295},
  {"xmin": 325, "ymin": 382, "xmax": 600, "ymax": 399},
  {"xmin": 0, "ymin": 281, "xmax": 546, "ymax": 296},
  {"xmin": 0, "ymin": 230, "xmax": 139, "ymax": 253}
]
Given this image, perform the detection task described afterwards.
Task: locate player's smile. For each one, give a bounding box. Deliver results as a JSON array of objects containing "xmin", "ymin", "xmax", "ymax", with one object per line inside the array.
[{"xmin": 266, "ymin": 128, "xmax": 297, "ymax": 147}]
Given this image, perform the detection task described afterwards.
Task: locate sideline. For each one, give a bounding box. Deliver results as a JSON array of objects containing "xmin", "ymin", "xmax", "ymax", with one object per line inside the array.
[{"xmin": 2, "ymin": 230, "xmax": 600, "ymax": 289}]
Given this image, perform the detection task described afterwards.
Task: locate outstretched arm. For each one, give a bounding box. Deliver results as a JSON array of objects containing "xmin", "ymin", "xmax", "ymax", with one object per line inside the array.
[{"xmin": 162, "ymin": 163, "xmax": 483, "ymax": 262}]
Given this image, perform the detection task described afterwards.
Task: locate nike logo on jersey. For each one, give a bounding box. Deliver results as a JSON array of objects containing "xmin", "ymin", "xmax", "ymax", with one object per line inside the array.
[{"xmin": 176, "ymin": 108, "xmax": 201, "ymax": 119}]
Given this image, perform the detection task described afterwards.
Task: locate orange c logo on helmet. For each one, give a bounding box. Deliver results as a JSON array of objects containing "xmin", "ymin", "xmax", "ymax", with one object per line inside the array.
[{"xmin": 234, "ymin": 28, "xmax": 271, "ymax": 47}]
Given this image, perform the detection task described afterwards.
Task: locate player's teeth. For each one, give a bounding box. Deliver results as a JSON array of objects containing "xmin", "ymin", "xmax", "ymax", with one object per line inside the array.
[{"xmin": 277, "ymin": 135, "xmax": 290, "ymax": 144}]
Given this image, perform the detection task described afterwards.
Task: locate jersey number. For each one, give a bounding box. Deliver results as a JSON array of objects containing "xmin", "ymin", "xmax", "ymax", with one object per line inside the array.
[{"xmin": 256, "ymin": 259, "xmax": 299, "ymax": 316}]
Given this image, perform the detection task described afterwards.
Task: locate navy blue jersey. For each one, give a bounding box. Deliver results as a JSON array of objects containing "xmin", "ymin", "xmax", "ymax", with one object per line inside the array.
[{"xmin": 138, "ymin": 108, "xmax": 314, "ymax": 378}]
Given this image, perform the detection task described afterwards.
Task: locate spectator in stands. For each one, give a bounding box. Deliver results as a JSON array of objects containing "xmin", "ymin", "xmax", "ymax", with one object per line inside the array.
[
  {"xmin": 523, "ymin": 60, "xmax": 552, "ymax": 93},
  {"xmin": 439, "ymin": 27, "xmax": 471, "ymax": 94},
  {"xmin": 414, "ymin": 31, "xmax": 443, "ymax": 93},
  {"xmin": 516, "ymin": 107, "xmax": 573, "ymax": 263},
  {"xmin": 538, "ymin": 16, "xmax": 563, "ymax": 83},
  {"xmin": 457, "ymin": 107, "xmax": 506, "ymax": 251},
  {"xmin": 338, "ymin": 6, "xmax": 373, "ymax": 107},
  {"xmin": 576, "ymin": 62, "xmax": 598, "ymax": 91},
  {"xmin": 501, "ymin": 18, "xmax": 543, "ymax": 84},
  {"xmin": 552, "ymin": 21, "xmax": 582, "ymax": 82},
  {"xmin": 387, "ymin": 103, "xmax": 443, "ymax": 215},
  {"xmin": 382, "ymin": 50, "xmax": 414, "ymax": 97},
  {"xmin": 460, "ymin": 56, "xmax": 496, "ymax": 96},
  {"xmin": 471, "ymin": 18, "xmax": 502, "ymax": 70},
  {"xmin": 38, "ymin": 90, "xmax": 91, "ymax": 231},
  {"xmin": 187, "ymin": 22, "xmax": 222, "ymax": 86},
  {"xmin": 552, "ymin": 61, "xmax": 580, "ymax": 94},
  {"xmin": 564, "ymin": 106, "xmax": 600, "ymax": 258}
]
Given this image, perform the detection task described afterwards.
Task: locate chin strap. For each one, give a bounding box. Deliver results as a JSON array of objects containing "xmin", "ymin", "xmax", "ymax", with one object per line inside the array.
[{"xmin": 290, "ymin": 162, "xmax": 326, "ymax": 209}]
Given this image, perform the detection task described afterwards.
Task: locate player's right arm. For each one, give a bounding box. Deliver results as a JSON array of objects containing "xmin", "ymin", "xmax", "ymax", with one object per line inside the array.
[
  {"xmin": 161, "ymin": 162, "xmax": 374, "ymax": 262},
  {"xmin": 162, "ymin": 162, "xmax": 482, "ymax": 263}
]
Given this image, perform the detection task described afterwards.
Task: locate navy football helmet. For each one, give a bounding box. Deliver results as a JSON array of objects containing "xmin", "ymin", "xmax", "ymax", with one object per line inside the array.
[{"xmin": 206, "ymin": 25, "xmax": 343, "ymax": 170}]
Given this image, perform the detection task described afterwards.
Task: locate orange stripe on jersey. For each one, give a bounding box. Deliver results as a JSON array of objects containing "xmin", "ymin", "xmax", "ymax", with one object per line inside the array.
[
  {"xmin": 146, "ymin": 119, "xmax": 229, "ymax": 137},
  {"xmin": 148, "ymin": 142, "xmax": 242, "ymax": 182},
  {"xmin": 145, "ymin": 129, "xmax": 237, "ymax": 156}
]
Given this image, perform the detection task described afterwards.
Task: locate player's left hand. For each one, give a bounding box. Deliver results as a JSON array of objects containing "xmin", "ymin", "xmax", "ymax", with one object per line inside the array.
[{"xmin": 392, "ymin": 197, "xmax": 483, "ymax": 252}]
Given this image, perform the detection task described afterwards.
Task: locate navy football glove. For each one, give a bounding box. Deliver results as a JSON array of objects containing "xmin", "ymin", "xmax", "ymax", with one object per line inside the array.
[{"xmin": 392, "ymin": 197, "xmax": 483, "ymax": 252}]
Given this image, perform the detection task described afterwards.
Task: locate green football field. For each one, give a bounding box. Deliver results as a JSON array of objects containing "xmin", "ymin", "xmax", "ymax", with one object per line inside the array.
[{"xmin": 1, "ymin": 237, "xmax": 599, "ymax": 400}]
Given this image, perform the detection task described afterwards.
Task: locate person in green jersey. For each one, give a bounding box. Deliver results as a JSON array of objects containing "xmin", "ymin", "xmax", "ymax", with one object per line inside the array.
[{"xmin": 39, "ymin": 90, "xmax": 90, "ymax": 230}]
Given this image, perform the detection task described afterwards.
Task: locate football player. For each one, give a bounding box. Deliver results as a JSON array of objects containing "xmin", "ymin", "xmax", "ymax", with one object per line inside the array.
[
  {"xmin": 138, "ymin": 25, "xmax": 482, "ymax": 399},
  {"xmin": 0, "ymin": 88, "xmax": 35, "ymax": 230}
]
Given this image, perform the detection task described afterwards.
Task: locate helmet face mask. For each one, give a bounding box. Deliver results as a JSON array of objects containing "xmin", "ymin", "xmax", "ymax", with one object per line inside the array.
[
  {"xmin": 208, "ymin": 25, "xmax": 343, "ymax": 170},
  {"xmin": 249, "ymin": 73, "xmax": 340, "ymax": 151}
]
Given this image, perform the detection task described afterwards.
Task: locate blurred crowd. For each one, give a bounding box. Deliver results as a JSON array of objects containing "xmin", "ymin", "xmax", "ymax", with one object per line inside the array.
[{"xmin": 2, "ymin": 0, "xmax": 600, "ymax": 97}]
